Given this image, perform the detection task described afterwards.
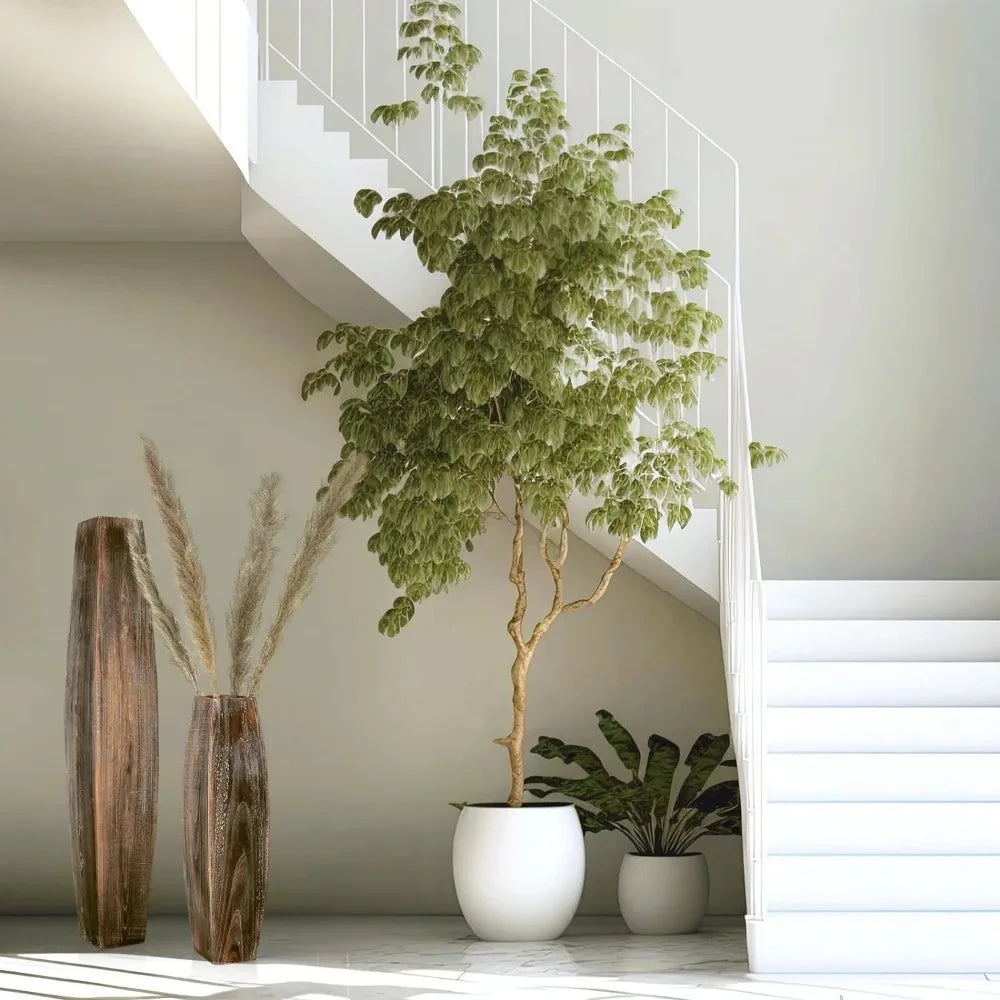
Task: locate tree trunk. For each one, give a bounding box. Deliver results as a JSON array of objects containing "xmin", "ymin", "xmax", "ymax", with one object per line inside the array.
[{"xmin": 503, "ymin": 647, "xmax": 534, "ymax": 807}]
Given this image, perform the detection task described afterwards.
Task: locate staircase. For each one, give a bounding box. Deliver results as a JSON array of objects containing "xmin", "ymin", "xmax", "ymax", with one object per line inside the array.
[
  {"xmin": 121, "ymin": 0, "xmax": 1000, "ymax": 974},
  {"xmin": 753, "ymin": 580, "xmax": 1000, "ymax": 972}
]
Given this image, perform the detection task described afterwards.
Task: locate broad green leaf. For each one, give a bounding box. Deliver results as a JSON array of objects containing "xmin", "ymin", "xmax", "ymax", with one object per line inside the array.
[
  {"xmin": 596, "ymin": 709, "xmax": 641, "ymax": 779},
  {"xmin": 644, "ymin": 734, "xmax": 680, "ymax": 822},
  {"xmin": 530, "ymin": 735, "xmax": 612, "ymax": 781},
  {"xmin": 354, "ymin": 188, "xmax": 384, "ymax": 218},
  {"xmin": 672, "ymin": 733, "xmax": 731, "ymax": 814},
  {"xmin": 702, "ymin": 808, "xmax": 742, "ymax": 837},
  {"xmin": 575, "ymin": 806, "xmax": 618, "ymax": 834},
  {"xmin": 688, "ymin": 779, "xmax": 740, "ymax": 818},
  {"xmin": 523, "ymin": 774, "xmax": 632, "ymax": 819}
]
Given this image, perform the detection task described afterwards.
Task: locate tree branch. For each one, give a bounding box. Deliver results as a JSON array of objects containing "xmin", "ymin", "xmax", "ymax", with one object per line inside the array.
[
  {"xmin": 563, "ymin": 537, "xmax": 629, "ymax": 612},
  {"xmin": 485, "ymin": 486, "xmax": 514, "ymax": 525},
  {"xmin": 538, "ymin": 524, "xmax": 564, "ymax": 611},
  {"xmin": 506, "ymin": 488, "xmax": 528, "ymax": 654},
  {"xmin": 533, "ymin": 508, "xmax": 572, "ymax": 646}
]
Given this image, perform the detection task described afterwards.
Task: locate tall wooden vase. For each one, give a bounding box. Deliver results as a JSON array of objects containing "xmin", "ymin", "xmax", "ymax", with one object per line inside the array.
[
  {"xmin": 183, "ymin": 695, "xmax": 269, "ymax": 964},
  {"xmin": 65, "ymin": 516, "xmax": 158, "ymax": 949}
]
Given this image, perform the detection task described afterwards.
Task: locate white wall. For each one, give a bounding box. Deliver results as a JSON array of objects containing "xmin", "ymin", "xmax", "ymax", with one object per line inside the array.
[
  {"xmin": 0, "ymin": 243, "xmax": 741, "ymax": 916},
  {"xmin": 540, "ymin": 0, "xmax": 1000, "ymax": 579}
]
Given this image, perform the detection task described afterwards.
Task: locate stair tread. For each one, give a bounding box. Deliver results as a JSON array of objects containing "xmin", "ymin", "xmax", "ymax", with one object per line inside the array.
[{"xmin": 749, "ymin": 910, "xmax": 1000, "ymax": 971}]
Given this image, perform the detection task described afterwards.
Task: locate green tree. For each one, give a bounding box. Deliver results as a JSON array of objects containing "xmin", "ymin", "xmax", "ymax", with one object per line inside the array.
[{"xmin": 303, "ymin": 0, "xmax": 783, "ymax": 807}]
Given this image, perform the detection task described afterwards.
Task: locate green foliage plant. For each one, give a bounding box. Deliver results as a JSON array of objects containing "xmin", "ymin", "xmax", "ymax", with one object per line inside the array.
[
  {"xmin": 526, "ymin": 710, "xmax": 741, "ymax": 856},
  {"xmin": 303, "ymin": 1, "xmax": 784, "ymax": 807}
]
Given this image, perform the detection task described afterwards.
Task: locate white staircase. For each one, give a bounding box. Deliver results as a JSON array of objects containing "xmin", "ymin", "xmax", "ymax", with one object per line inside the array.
[{"xmin": 752, "ymin": 580, "xmax": 1000, "ymax": 972}]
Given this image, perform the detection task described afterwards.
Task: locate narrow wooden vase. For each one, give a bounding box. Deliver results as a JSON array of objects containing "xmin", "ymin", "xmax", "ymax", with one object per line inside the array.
[
  {"xmin": 183, "ymin": 695, "xmax": 269, "ymax": 964},
  {"xmin": 65, "ymin": 516, "xmax": 159, "ymax": 949}
]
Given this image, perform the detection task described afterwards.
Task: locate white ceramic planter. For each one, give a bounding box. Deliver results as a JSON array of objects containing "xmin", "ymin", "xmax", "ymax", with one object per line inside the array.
[
  {"xmin": 618, "ymin": 853, "xmax": 709, "ymax": 934},
  {"xmin": 452, "ymin": 803, "xmax": 585, "ymax": 941}
]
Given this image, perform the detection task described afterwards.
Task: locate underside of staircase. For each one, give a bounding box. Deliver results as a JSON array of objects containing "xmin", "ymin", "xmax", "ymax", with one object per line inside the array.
[{"xmin": 753, "ymin": 579, "xmax": 1000, "ymax": 973}]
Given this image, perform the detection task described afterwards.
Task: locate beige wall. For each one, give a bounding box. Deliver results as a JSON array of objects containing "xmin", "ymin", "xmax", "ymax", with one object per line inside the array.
[
  {"xmin": 0, "ymin": 242, "xmax": 742, "ymax": 916},
  {"xmin": 542, "ymin": 0, "xmax": 1000, "ymax": 579}
]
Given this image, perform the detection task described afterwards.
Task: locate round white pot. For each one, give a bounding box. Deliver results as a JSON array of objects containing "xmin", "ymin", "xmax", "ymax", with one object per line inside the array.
[
  {"xmin": 618, "ymin": 853, "xmax": 709, "ymax": 935},
  {"xmin": 452, "ymin": 803, "xmax": 585, "ymax": 941}
]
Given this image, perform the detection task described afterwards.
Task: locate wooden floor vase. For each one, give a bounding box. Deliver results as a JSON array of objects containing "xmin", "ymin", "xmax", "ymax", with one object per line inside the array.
[
  {"xmin": 65, "ymin": 516, "xmax": 158, "ymax": 948},
  {"xmin": 183, "ymin": 695, "xmax": 269, "ymax": 964}
]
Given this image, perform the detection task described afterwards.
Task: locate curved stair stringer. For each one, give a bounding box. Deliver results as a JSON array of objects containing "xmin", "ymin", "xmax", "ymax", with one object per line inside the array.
[{"xmin": 243, "ymin": 79, "xmax": 721, "ymax": 620}]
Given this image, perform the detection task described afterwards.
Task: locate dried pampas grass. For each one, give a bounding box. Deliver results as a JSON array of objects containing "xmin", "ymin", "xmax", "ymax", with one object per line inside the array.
[
  {"xmin": 126, "ymin": 520, "xmax": 200, "ymax": 692},
  {"xmin": 227, "ymin": 473, "xmax": 284, "ymax": 695},
  {"xmin": 140, "ymin": 436, "xmax": 218, "ymax": 693},
  {"xmin": 132, "ymin": 437, "xmax": 367, "ymax": 696},
  {"xmin": 247, "ymin": 452, "xmax": 368, "ymax": 695}
]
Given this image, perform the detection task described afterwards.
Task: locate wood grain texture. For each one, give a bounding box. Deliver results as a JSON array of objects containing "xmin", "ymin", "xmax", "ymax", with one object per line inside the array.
[
  {"xmin": 65, "ymin": 516, "xmax": 158, "ymax": 949},
  {"xmin": 183, "ymin": 696, "xmax": 269, "ymax": 964}
]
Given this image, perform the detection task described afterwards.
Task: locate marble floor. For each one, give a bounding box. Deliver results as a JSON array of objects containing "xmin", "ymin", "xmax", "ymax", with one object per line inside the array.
[{"xmin": 0, "ymin": 916, "xmax": 997, "ymax": 1000}]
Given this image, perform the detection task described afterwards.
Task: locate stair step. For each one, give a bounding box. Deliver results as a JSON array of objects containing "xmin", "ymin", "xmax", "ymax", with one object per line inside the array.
[
  {"xmin": 768, "ymin": 620, "xmax": 1000, "ymax": 661},
  {"xmin": 768, "ymin": 660, "xmax": 1000, "ymax": 706},
  {"xmin": 768, "ymin": 706, "xmax": 1000, "ymax": 752},
  {"xmin": 748, "ymin": 911, "xmax": 1000, "ymax": 972},
  {"xmin": 769, "ymin": 802, "xmax": 1000, "ymax": 854},
  {"xmin": 769, "ymin": 753, "xmax": 1000, "ymax": 801},
  {"xmin": 766, "ymin": 580, "xmax": 1000, "ymax": 621},
  {"xmin": 767, "ymin": 855, "xmax": 1000, "ymax": 911}
]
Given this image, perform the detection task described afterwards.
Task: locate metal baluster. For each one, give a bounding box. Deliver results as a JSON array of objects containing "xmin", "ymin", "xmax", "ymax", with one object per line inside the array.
[
  {"xmin": 595, "ymin": 51, "xmax": 600, "ymax": 132},
  {"xmin": 361, "ymin": 0, "xmax": 367, "ymax": 120},
  {"xmin": 627, "ymin": 78, "xmax": 633, "ymax": 200},
  {"xmin": 696, "ymin": 134, "xmax": 702, "ymax": 247},
  {"xmin": 528, "ymin": 0, "xmax": 533, "ymax": 72},
  {"xmin": 297, "ymin": 0, "xmax": 301, "ymax": 65},
  {"xmin": 396, "ymin": 0, "xmax": 401, "ymax": 156},
  {"xmin": 464, "ymin": 0, "xmax": 469, "ymax": 177},
  {"xmin": 217, "ymin": 0, "xmax": 223, "ymax": 133},
  {"xmin": 194, "ymin": 0, "xmax": 199, "ymax": 97},
  {"xmin": 563, "ymin": 25, "xmax": 568, "ymax": 103}
]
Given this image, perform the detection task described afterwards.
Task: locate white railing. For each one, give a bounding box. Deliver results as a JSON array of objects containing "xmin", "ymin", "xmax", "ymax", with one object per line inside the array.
[
  {"xmin": 260, "ymin": 0, "xmax": 766, "ymax": 921},
  {"xmin": 126, "ymin": 0, "xmax": 258, "ymax": 173}
]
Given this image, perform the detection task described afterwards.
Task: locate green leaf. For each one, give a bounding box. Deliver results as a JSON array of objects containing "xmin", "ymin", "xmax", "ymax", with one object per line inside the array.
[
  {"xmin": 702, "ymin": 809, "xmax": 742, "ymax": 837},
  {"xmin": 575, "ymin": 806, "xmax": 618, "ymax": 834},
  {"xmin": 596, "ymin": 709, "xmax": 641, "ymax": 779},
  {"xmin": 354, "ymin": 188, "xmax": 384, "ymax": 218},
  {"xmin": 688, "ymin": 778, "xmax": 740, "ymax": 818},
  {"xmin": 378, "ymin": 595, "xmax": 416, "ymax": 636},
  {"xmin": 530, "ymin": 735, "xmax": 612, "ymax": 781},
  {"xmin": 523, "ymin": 774, "xmax": 632, "ymax": 819},
  {"xmin": 672, "ymin": 733, "xmax": 731, "ymax": 814},
  {"xmin": 643, "ymin": 734, "xmax": 680, "ymax": 823},
  {"xmin": 750, "ymin": 441, "xmax": 788, "ymax": 468}
]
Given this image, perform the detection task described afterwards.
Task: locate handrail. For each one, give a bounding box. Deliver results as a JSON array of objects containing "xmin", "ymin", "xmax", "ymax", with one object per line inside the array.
[{"xmin": 260, "ymin": 0, "xmax": 767, "ymax": 923}]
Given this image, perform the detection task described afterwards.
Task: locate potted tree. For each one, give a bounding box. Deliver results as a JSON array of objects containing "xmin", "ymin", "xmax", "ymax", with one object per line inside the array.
[
  {"xmin": 527, "ymin": 711, "xmax": 741, "ymax": 935},
  {"xmin": 303, "ymin": 1, "xmax": 781, "ymax": 941}
]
